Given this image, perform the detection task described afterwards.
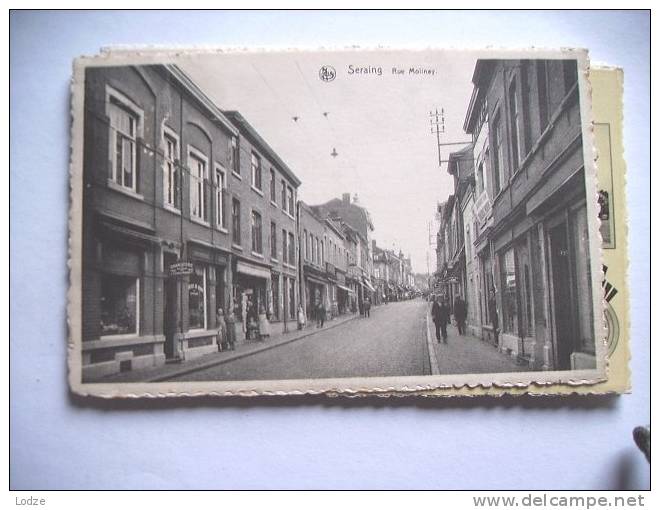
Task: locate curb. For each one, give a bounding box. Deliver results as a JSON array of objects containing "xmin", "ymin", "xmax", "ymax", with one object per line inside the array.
[
  {"xmin": 425, "ymin": 307, "xmax": 440, "ymax": 375},
  {"xmin": 149, "ymin": 314, "xmax": 360, "ymax": 382}
]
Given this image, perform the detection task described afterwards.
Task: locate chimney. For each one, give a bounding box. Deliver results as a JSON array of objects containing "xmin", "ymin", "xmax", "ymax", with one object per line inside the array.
[{"xmin": 342, "ymin": 193, "xmax": 351, "ymax": 204}]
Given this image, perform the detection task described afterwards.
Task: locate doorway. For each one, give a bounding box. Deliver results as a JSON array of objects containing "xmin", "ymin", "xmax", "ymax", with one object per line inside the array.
[
  {"xmin": 549, "ymin": 221, "xmax": 574, "ymax": 370},
  {"xmin": 163, "ymin": 252, "xmax": 178, "ymax": 360}
]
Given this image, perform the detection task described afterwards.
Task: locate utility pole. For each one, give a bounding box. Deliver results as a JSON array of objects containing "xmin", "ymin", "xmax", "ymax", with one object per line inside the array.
[
  {"xmin": 429, "ymin": 106, "xmax": 473, "ymax": 166},
  {"xmin": 429, "ymin": 108, "xmax": 444, "ymax": 167}
]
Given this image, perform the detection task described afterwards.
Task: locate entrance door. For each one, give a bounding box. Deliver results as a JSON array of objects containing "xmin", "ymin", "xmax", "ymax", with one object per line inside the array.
[
  {"xmin": 549, "ymin": 222, "xmax": 574, "ymax": 370},
  {"xmin": 163, "ymin": 253, "xmax": 178, "ymax": 360}
]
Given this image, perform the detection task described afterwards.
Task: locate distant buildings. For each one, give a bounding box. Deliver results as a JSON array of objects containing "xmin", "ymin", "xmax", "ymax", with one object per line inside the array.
[{"xmin": 433, "ymin": 58, "xmax": 596, "ymax": 371}]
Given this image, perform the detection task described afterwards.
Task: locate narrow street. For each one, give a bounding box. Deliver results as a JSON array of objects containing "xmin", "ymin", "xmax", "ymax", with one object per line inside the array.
[{"xmin": 170, "ymin": 300, "xmax": 430, "ymax": 381}]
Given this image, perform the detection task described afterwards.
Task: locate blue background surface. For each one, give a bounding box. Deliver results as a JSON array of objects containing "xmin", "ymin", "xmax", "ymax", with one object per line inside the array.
[{"xmin": 10, "ymin": 10, "xmax": 650, "ymax": 489}]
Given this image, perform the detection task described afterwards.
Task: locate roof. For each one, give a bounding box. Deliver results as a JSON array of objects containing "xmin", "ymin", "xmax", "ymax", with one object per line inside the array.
[
  {"xmin": 161, "ymin": 65, "xmax": 238, "ymax": 136},
  {"xmin": 223, "ymin": 110, "xmax": 302, "ymax": 187},
  {"xmin": 463, "ymin": 59, "xmax": 496, "ymax": 133},
  {"xmin": 447, "ymin": 143, "xmax": 475, "ymax": 177},
  {"xmin": 312, "ymin": 198, "xmax": 374, "ymax": 240}
]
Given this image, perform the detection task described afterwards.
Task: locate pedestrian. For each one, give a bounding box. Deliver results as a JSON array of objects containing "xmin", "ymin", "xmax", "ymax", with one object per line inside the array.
[
  {"xmin": 364, "ymin": 296, "xmax": 371, "ymax": 317},
  {"xmin": 297, "ymin": 304, "xmax": 306, "ymax": 330},
  {"xmin": 431, "ymin": 295, "xmax": 450, "ymax": 343},
  {"xmin": 246, "ymin": 301, "xmax": 259, "ymax": 340},
  {"xmin": 454, "ymin": 296, "xmax": 467, "ymax": 335},
  {"xmin": 258, "ymin": 305, "xmax": 271, "ymax": 340},
  {"xmin": 216, "ymin": 308, "xmax": 227, "ymax": 351},
  {"xmin": 488, "ymin": 290, "xmax": 499, "ymax": 345},
  {"xmin": 225, "ymin": 306, "xmax": 236, "ymax": 351},
  {"xmin": 317, "ymin": 300, "xmax": 326, "ymax": 328}
]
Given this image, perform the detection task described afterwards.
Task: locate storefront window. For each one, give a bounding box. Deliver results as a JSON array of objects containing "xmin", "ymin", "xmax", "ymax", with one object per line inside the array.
[
  {"xmin": 188, "ymin": 264, "xmax": 207, "ymax": 330},
  {"xmin": 501, "ymin": 248, "xmax": 518, "ymax": 334},
  {"xmin": 100, "ymin": 274, "xmax": 138, "ymax": 336}
]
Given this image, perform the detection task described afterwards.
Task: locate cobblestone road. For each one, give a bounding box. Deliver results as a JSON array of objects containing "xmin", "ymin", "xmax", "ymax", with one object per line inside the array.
[{"xmin": 171, "ymin": 299, "xmax": 430, "ymax": 381}]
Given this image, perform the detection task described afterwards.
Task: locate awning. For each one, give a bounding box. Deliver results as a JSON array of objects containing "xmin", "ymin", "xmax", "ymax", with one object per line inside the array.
[
  {"xmin": 361, "ymin": 278, "xmax": 376, "ymax": 293},
  {"xmin": 99, "ymin": 220, "xmax": 161, "ymax": 245},
  {"xmin": 305, "ymin": 275, "xmax": 328, "ymax": 287},
  {"xmin": 336, "ymin": 284, "xmax": 355, "ymax": 294},
  {"xmin": 236, "ymin": 260, "xmax": 271, "ymax": 280}
]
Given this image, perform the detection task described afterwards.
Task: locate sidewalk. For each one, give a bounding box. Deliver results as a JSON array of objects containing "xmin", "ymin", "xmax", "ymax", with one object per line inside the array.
[
  {"xmin": 425, "ymin": 309, "xmax": 528, "ymax": 375},
  {"xmin": 93, "ymin": 313, "xmax": 359, "ymax": 383}
]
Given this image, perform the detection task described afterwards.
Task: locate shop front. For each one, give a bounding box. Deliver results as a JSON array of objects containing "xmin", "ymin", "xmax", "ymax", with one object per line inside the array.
[
  {"xmin": 232, "ymin": 259, "xmax": 271, "ymax": 344},
  {"xmin": 167, "ymin": 243, "xmax": 230, "ymax": 362},
  {"xmin": 82, "ymin": 219, "xmax": 165, "ymax": 381}
]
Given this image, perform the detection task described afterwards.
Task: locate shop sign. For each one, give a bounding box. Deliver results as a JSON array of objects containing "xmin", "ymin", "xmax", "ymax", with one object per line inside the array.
[{"xmin": 170, "ymin": 261, "xmax": 194, "ymax": 276}]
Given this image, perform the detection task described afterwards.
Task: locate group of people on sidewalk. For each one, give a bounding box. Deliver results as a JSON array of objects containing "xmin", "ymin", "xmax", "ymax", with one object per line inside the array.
[
  {"xmin": 215, "ymin": 303, "xmax": 273, "ymax": 352},
  {"xmin": 430, "ymin": 294, "xmax": 467, "ymax": 344}
]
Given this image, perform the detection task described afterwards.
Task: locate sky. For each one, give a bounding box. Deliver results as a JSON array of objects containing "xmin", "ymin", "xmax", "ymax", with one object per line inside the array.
[{"xmin": 181, "ymin": 50, "xmax": 478, "ymax": 274}]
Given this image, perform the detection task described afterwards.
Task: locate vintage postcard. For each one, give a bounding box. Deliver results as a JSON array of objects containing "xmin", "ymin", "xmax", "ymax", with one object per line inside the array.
[{"xmin": 68, "ymin": 48, "xmax": 610, "ymax": 397}]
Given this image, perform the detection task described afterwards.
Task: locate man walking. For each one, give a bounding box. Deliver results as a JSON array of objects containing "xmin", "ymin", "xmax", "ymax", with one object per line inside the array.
[
  {"xmin": 454, "ymin": 295, "xmax": 467, "ymax": 336},
  {"xmin": 431, "ymin": 295, "xmax": 450, "ymax": 343}
]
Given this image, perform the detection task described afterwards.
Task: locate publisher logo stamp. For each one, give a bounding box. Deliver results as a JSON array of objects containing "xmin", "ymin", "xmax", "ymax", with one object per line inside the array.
[{"xmin": 319, "ymin": 65, "xmax": 336, "ymax": 82}]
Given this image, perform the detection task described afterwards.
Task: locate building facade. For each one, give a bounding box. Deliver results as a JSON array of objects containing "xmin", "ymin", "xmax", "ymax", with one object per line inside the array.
[
  {"xmin": 82, "ymin": 65, "xmax": 301, "ymax": 380},
  {"xmin": 222, "ymin": 111, "xmax": 302, "ymax": 339},
  {"xmin": 312, "ymin": 194, "xmax": 376, "ymax": 311},
  {"xmin": 463, "ymin": 58, "xmax": 594, "ymax": 370}
]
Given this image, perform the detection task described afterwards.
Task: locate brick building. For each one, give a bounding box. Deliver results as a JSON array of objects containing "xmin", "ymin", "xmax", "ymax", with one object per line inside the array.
[
  {"xmin": 463, "ymin": 58, "xmax": 595, "ymax": 370},
  {"xmin": 312, "ymin": 193, "xmax": 376, "ymax": 311},
  {"xmin": 223, "ymin": 111, "xmax": 301, "ymax": 338},
  {"xmin": 81, "ymin": 65, "xmax": 301, "ymax": 380},
  {"xmin": 298, "ymin": 202, "xmax": 353, "ymax": 321}
]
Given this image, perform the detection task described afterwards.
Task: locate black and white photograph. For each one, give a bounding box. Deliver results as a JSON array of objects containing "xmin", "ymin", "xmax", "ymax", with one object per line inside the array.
[{"xmin": 68, "ymin": 48, "xmax": 605, "ymax": 396}]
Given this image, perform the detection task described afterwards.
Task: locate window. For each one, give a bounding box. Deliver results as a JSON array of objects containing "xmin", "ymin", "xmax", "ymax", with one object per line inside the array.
[
  {"xmin": 288, "ymin": 232, "xmax": 295, "ymax": 264},
  {"xmin": 303, "ymin": 230, "xmax": 308, "ymax": 260},
  {"xmin": 509, "ymin": 80, "xmax": 521, "ymax": 170},
  {"xmin": 232, "ymin": 198, "xmax": 241, "ymax": 245},
  {"xmin": 189, "ymin": 149, "xmax": 208, "ymax": 222},
  {"xmin": 537, "ymin": 60, "xmax": 550, "ymax": 132},
  {"xmin": 188, "ymin": 264, "xmax": 207, "ymax": 330},
  {"xmin": 501, "ymin": 248, "xmax": 518, "ymax": 335},
  {"xmin": 476, "ymin": 161, "xmax": 484, "ymax": 195},
  {"xmin": 251, "ymin": 210, "xmax": 262, "ymax": 254},
  {"xmin": 320, "ymin": 240, "xmax": 325, "ymax": 265},
  {"xmin": 100, "ymin": 274, "xmax": 139, "ymax": 336},
  {"xmin": 251, "ymin": 152, "xmax": 262, "ymax": 190},
  {"xmin": 521, "ymin": 61, "xmax": 532, "ymax": 154},
  {"xmin": 108, "ymin": 94, "xmax": 139, "ymax": 191},
  {"xmin": 270, "ymin": 222, "xmax": 277, "ymax": 259},
  {"xmin": 270, "ymin": 169, "xmax": 276, "ymax": 202},
  {"xmin": 282, "ymin": 229, "xmax": 288, "ymax": 264},
  {"xmin": 287, "ymin": 186, "xmax": 294, "ymax": 216},
  {"xmin": 229, "ymin": 135, "xmax": 240, "ymax": 175},
  {"xmin": 163, "ymin": 130, "xmax": 179, "ymax": 208},
  {"xmin": 215, "ymin": 166, "xmax": 226, "ymax": 229},
  {"xmin": 281, "ymin": 179, "xmax": 286, "ymax": 209},
  {"xmin": 492, "ymin": 115, "xmax": 504, "ymax": 195}
]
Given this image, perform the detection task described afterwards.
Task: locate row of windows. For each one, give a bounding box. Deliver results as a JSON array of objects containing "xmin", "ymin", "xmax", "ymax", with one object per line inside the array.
[
  {"xmin": 106, "ymin": 86, "xmax": 296, "ymax": 232},
  {"xmin": 301, "ymin": 228, "xmax": 347, "ymax": 269},
  {"xmin": 475, "ymin": 60, "xmax": 579, "ymax": 199}
]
